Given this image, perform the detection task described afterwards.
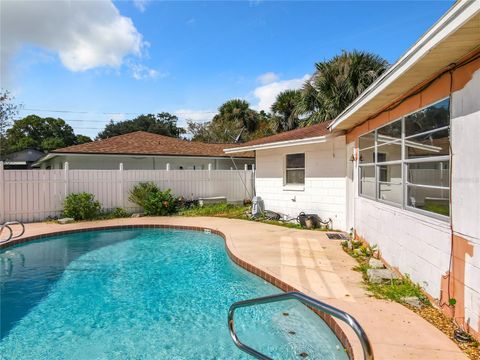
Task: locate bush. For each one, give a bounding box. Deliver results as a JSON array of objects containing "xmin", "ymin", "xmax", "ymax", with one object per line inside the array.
[
  {"xmin": 129, "ymin": 182, "xmax": 160, "ymax": 208},
  {"xmin": 63, "ymin": 192, "xmax": 101, "ymax": 220},
  {"xmin": 143, "ymin": 189, "xmax": 178, "ymax": 216},
  {"xmin": 101, "ymin": 207, "xmax": 130, "ymax": 219},
  {"xmin": 110, "ymin": 207, "xmax": 129, "ymax": 218}
]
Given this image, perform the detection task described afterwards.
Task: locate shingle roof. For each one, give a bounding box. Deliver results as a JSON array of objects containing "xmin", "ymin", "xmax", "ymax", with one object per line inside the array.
[
  {"xmin": 52, "ymin": 131, "xmax": 253, "ymax": 158},
  {"xmin": 231, "ymin": 121, "xmax": 332, "ymax": 148}
]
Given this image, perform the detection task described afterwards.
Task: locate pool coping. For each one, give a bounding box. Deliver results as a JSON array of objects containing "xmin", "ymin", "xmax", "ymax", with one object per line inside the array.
[{"xmin": 1, "ymin": 223, "xmax": 354, "ymax": 359}]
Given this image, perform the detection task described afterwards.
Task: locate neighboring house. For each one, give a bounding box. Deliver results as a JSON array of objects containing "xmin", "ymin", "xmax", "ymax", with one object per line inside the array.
[
  {"xmin": 2, "ymin": 148, "xmax": 45, "ymax": 169},
  {"xmin": 225, "ymin": 122, "xmax": 349, "ymax": 231},
  {"xmin": 227, "ymin": 1, "xmax": 480, "ymax": 340},
  {"xmin": 35, "ymin": 131, "xmax": 254, "ymax": 170}
]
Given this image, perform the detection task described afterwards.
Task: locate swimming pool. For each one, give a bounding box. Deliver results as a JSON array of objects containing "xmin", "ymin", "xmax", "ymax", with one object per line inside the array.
[{"xmin": 0, "ymin": 228, "xmax": 348, "ymax": 359}]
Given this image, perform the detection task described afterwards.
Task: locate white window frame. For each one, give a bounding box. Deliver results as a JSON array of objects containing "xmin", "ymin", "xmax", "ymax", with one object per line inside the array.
[
  {"xmin": 358, "ymin": 97, "xmax": 450, "ymax": 221},
  {"xmin": 284, "ymin": 153, "xmax": 305, "ymax": 190}
]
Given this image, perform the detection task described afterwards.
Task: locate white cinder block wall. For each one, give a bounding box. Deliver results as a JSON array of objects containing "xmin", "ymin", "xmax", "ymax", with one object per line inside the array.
[
  {"xmin": 255, "ymin": 136, "xmax": 348, "ymax": 230},
  {"xmin": 353, "ymin": 69, "xmax": 480, "ymax": 334},
  {"xmin": 451, "ymin": 68, "xmax": 480, "ymax": 334}
]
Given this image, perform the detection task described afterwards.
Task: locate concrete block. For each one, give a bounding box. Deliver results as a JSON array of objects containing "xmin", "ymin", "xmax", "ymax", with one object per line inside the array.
[
  {"xmin": 57, "ymin": 218, "xmax": 74, "ymax": 224},
  {"xmin": 367, "ymin": 268, "xmax": 401, "ymax": 284},
  {"xmin": 368, "ymin": 258, "xmax": 385, "ymax": 269}
]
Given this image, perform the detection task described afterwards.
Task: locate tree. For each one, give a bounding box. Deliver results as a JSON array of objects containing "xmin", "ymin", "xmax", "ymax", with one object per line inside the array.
[
  {"xmin": 75, "ymin": 134, "xmax": 93, "ymax": 144},
  {"xmin": 0, "ymin": 90, "xmax": 18, "ymax": 158},
  {"xmin": 5, "ymin": 115, "xmax": 92, "ymax": 153},
  {"xmin": 216, "ymin": 99, "xmax": 259, "ymax": 133},
  {"xmin": 296, "ymin": 50, "xmax": 388, "ymax": 124},
  {"xmin": 271, "ymin": 89, "xmax": 302, "ymax": 132},
  {"xmin": 97, "ymin": 113, "xmax": 185, "ymax": 139},
  {"xmin": 187, "ymin": 99, "xmax": 272, "ymax": 143}
]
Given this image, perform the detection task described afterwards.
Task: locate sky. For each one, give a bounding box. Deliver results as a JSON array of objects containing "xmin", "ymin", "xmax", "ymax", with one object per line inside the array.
[{"xmin": 1, "ymin": 0, "xmax": 454, "ymax": 139}]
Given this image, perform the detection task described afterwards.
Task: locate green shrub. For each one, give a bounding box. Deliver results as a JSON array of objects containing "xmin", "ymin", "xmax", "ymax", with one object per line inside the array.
[
  {"xmin": 143, "ymin": 189, "xmax": 178, "ymax": 216},
  {"xmin": 63, "ymin": 192, "xmax": 101, "ymax": 220},
  {"xmin": 129, "ymin": 182, "xmax": 160, "ymax": 208},
  {"xmin": 111, "ymin": 207, "xmax": 129, "ymax": 218},
  {"xmin": 101, "ymin": 207, "xmax": 130, "ymax": 219}
]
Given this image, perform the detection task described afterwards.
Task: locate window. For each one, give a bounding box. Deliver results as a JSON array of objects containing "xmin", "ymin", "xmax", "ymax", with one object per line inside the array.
[
  {"xmin": 378, "ymin": 164, "xmax": 402, "ymax": 205},
  {"xmin": 285, "ymin": 153, "xmax": 305, "ymax": 185},
  {"xmin": 358, "ymin": 98, "xmax": 450, "ymax": 218},
  {"xmin": 359, "ymin": 165, "xmax": 375, "ymax": 198}
]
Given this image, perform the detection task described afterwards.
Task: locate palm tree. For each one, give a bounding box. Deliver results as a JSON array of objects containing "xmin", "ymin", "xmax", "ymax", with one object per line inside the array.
[
  {"xmin": 296, "ymin": 50, "xmax": 388, "ymax": 124},
  {"xmin": 217, "ymin": 99, "xmax": 258, "ymax": 132},
  {"xmin": 271, "ymin": 90, "xmax": 302, "ymax": 132}
]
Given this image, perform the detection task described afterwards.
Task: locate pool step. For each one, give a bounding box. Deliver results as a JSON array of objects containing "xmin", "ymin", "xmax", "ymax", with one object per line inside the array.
[{"xmin": 227, "ymin": 291, "xmax": 374, "ymax": 360}]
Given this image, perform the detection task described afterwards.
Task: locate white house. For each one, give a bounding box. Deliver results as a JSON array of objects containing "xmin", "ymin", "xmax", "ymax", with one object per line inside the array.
[
  {"xmin": 225, "ymin": 122, "xmax": 349, "ymax": 231},
  {"xmin": 35, "ymin": 131, "xmax": 254, "ymax": 170},
  {"xmin": 226, "ymin": 0, "xmax": 480, "ymax": 340}
]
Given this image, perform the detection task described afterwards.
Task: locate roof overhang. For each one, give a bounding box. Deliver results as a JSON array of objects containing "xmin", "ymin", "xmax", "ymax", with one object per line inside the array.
[
  {"xmin": 224, "ymin": 135, "xmax": 332, "ymax": 154},
  {"xmin": 329, "ymin": 0, "xmax": 480, "ymax": 131},
  {"xmin": 4, "ymin": 161, "xmax": 27, "ymax": 165},
  {"xmin": 33, "ymin": 152, "xmax": 253, "ymax": 166}
]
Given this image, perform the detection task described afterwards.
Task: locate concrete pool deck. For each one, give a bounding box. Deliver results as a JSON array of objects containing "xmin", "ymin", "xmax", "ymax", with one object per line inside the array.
[{"xmin": 3, "ymin": 217, "xmax": 466, "ymax": 360}]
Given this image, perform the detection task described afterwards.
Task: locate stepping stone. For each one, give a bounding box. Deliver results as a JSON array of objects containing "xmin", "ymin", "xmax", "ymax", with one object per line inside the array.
[
  {"xmin": 401, "ymin": 296, "xmax": 423, "ymax": 308},
  {"xmin": 57, "ymin": 218, "xmax": 74, "ymax": 224},
  {"xmin": 367, "ymin": 268, "xmax": 400, "ymax": 284},
  {"xmin": 368, "ymin": 258, "xmax": 385, "ymax": 269}
]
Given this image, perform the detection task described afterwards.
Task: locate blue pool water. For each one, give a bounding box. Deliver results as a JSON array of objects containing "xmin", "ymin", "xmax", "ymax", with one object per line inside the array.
[{"xmin": 0, "ymin": 229, "xmax": 348, "ymax": 359}]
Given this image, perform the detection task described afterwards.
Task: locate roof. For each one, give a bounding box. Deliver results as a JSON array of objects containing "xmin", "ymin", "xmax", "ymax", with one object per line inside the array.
[
  {"xmin": 2, "ymin": 148, "xmax": 45, "ymax": 162},
  {"xmin": 47, "ymin": 131, "xmax": 253, "ymax": 158},
  {"xmin": 224, "ymin": 121, "xmax": 333, "ymax": 153},
  {"xmin": 330, "ymin": 0, "xmax": 480, "ymax": 130}
]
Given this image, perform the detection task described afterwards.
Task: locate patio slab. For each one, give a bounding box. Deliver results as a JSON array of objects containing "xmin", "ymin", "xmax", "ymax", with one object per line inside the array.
[{"xmin": 3, "ymin": 217, "xmax": 467, "ymax": 360}]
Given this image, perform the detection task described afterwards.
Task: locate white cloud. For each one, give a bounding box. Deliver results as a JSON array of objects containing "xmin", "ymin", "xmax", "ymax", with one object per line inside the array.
[
  {"xmin": 128, "ymin": 62, "xmax": 167, "ymax": 80},
  {"xmin": 253, "ymin": 74, "xmax": 310, "ymax": 112},
  {"xmin": 1, "ymin": 0, "xmax": 144, "ymax": 77},
  {"xmin": 257, "ymin": 72, "xmax": 279, "ymax": 85},
  {"xmin": 174, "ymin": 109, "xmax": 215, "ymax": 123},
  {"xmin": 133, "ymin": 0, "xmax": 150, "ymax": 13}
]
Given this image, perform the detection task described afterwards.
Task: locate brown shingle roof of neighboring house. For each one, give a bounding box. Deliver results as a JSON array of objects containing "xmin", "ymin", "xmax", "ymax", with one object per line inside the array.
[
  {"xmin": 52, "ymin": 131, "xmax": 253, "ymax": 158},
  {"xmin": 229, "ymin": 121, "xmax": 333, "ymax": 148}
]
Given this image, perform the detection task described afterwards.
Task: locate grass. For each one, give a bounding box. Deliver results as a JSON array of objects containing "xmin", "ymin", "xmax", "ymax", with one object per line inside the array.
[
  {"xmin": 422, "ymin": 202, "xmax": 450, "ymax": 216},
  {"xmin": 352, "ymin": 260, "xmax": 429, "ymax": 304},
  {"xmin": 178, "ymin": 203, "xmax": 250, "ymax": 218},
  {"xmin": 178, "ymin": 203, "xmax": 342, "ymax": 232},
  {"xmin": 353, "ymin": 262, "xmax": 428, "ymax": 303}
]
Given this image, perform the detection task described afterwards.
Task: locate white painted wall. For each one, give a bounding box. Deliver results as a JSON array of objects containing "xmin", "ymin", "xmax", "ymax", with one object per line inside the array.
[
  {"xmin": 353, "ymin": 68, "xmax": 480, "ymax": 333},
  {"xmin": 451, "ymin": 68, "xmax": 480, "ymax": 334},
  {"xmin": 255, "ymin": 136, "xmax": 348, "ymax": 230},
  {"xmin": 354, "ymin": 196, "xmax": 452, "ymax": 296},
  {"xmin": 39, "ymin": 154, "xmax": 253, "ymax": 171}
]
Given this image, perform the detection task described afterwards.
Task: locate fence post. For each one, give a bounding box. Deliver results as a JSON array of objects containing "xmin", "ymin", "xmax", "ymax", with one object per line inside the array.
[
  {"xmin": 252, "ymin": 164, "xmax": 255, "ymax": 197},
  {"xmin": 64, "ymin": 162, "xmax": 69, "ymax": 198},
  {"xmin": 244, "ymin": 164, "xmax": 248, "ymax": 199},
  {"xmin": 119, "ymin": 163, "xmax": 124, "ymax": 209},
  {"xmin": 0, "ymin": 161, "xmax": 4, "ymax": 223},
  {"xmin": 166, "ymin": 163, "xmax": 170, "ymax": 171}
]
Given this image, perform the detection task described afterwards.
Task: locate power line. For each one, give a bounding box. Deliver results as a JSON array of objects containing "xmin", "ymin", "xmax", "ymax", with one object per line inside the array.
[
  {"xmin": 14, "ymin": 118, "xmax": 111, "ymax": 123},
  {"xmin": 18, "ymin": 108, "xmax": 217, "ymax": 115}
]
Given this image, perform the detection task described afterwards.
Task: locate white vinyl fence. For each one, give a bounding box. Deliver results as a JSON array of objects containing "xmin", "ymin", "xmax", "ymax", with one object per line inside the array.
[{"xmin": 0, "ymin": 162, "xmax": 254, "ymax": 223}]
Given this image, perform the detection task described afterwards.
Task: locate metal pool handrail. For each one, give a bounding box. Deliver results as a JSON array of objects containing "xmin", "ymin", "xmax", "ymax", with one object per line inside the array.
[
  {"xmin": 0, "ymin": 221, "xmax": 25, "ymax": 243},
  {"xmin": 228, "ymin": 291, "xmax": 374, "ymax": 360}
]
